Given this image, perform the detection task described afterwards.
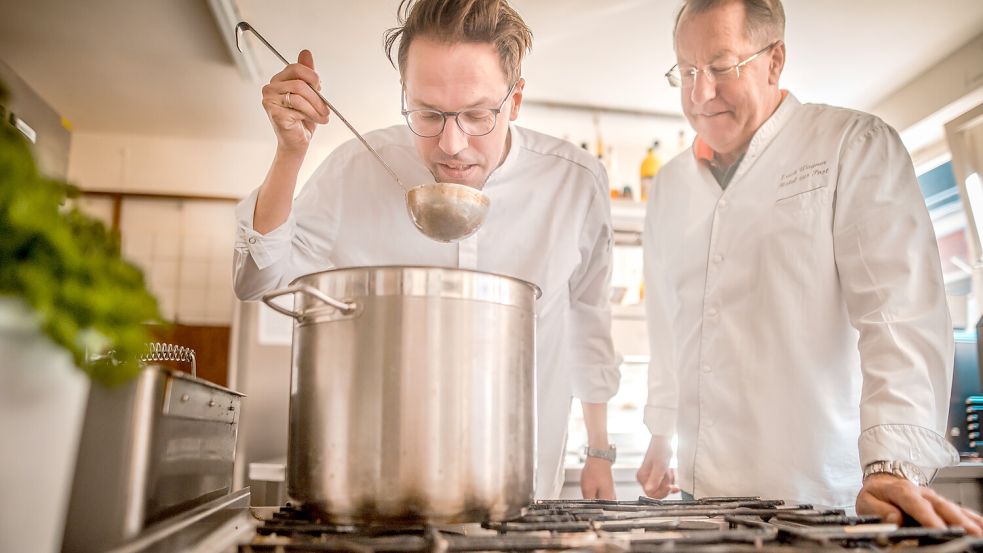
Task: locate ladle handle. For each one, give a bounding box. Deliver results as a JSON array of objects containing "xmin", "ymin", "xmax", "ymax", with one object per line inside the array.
[{"xmin": 235, "ymin": 21, "xmax": 407, "ymax": 190}]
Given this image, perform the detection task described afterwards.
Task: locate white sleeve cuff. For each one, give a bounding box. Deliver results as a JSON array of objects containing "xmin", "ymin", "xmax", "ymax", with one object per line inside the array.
[
  {"xmin": 858, "ymin": 423, "xmax": 959, "ymax": 476},
  {"xmin": 234, "ymin": 189, "xmax": 296, "ymax": 270},
  {"xmin": 570, "ymin": 361, "xmax": 621, "ymax": 403},
  {"xmin": 644, "ymin": 405, "xmax": 677, "ymax": 437}
]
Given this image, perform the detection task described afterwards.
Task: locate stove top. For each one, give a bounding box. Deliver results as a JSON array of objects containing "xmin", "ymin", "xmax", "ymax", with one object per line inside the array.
[{"xmin": 237, "ymin": 496, "xmax": 983, "ymax": 552}]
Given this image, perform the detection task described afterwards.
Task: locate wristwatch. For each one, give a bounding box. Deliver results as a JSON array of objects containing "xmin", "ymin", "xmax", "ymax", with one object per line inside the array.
[
  {"xmin": 584, "ymin": 444, "xmax": 617, "ymax": 463},
  {"xmin": 863, "ymin": 460, "xmax": 928, "ymax": 487}
]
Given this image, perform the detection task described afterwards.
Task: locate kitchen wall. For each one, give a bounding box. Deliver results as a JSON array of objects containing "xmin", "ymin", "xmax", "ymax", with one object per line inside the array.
[
  {"xmin": 69, "ymin": 132, "xmax": 274, "ymax": 197},
  {"xmin": 870, "ymin": 31, "xmax": 983, "ymax": 157}
]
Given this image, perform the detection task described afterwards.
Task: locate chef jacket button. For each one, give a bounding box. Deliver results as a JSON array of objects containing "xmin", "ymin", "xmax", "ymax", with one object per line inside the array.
[
  {"xmin": 248, "ymin": 237, "xmax": 257, "ymax": 244},
  {"xmin": 718, "ymin": 199, "xmax": 728, "ymax": 209},
  {"xmin": 702, "ymin": 364, "xmax": 712, "ymax": 374},
  {"xmin": 707, "ymin": 308, "xmax": 718, "ymax": 318},
  {"xmin": 712, "ymin": 254, "xmax": 723, "ymax": 264}
]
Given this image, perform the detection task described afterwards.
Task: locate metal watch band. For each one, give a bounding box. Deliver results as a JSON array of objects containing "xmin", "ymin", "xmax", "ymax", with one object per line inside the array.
[
  {"xmin": 584, "ymin": 445, "xmax": 617, "ymax": 463},
  {"xmin": 863, "ymin": 460, "xmax": 928, "ymax": 487}
]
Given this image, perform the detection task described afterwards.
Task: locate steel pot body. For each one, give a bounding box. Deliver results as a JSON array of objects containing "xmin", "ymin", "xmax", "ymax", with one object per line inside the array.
[{"xmin": 264, "ymin": 266, "xmax": 538, "ymax": 523}]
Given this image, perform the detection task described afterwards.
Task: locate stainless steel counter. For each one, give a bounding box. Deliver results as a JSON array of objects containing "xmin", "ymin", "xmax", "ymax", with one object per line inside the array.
[{"xmin": 932, "ymin": 461, "xmax": 983, "ymax": 511}]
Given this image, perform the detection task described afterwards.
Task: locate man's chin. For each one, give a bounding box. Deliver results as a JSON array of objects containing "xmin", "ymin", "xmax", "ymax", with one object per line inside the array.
[{"xmin": 694, "ymin": 130, "xmax": 736, "ymax": 154}]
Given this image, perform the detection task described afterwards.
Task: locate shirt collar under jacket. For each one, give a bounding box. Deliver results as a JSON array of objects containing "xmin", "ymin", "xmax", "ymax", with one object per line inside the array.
[{"xmin": 693, "ymin": 89, "xmax": 798, "ymax": 168}]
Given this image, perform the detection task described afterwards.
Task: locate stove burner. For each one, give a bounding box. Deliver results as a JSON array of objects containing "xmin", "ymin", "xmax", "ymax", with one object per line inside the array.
[{"xmin": 238, "ymin": 497, "xmax": 983, "ymax": 552}]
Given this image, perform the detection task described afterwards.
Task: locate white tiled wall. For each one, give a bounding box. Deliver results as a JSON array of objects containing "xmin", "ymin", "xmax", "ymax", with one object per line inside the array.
[{"xmin": 115, "ymin": 198, "xmax": 236, "ymax": 325}]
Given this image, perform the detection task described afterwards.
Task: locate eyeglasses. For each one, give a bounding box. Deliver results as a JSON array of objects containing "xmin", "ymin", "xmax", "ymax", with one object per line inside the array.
[
  {"xmin": 401, "ymin": 81, "xmax": 518, "ymax": 138},
  {"xmin": 665, "ymin": 41, "xmax": 779, "ymax": 88}
]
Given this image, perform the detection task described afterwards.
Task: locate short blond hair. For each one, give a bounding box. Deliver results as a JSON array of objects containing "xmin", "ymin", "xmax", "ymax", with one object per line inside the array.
[
  {"xmin": 674, "ymin": 0, "xmax": 785, "ymax": 47},
  {"xmin": 384, "ymin": 0, "xmax": 533, "ymax": 85}
]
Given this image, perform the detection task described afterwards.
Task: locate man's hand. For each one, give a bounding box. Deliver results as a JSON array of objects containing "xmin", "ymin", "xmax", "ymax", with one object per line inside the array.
[
  {"xmin": 637, "ymin": 435, "xmax": 679, "ymax": 498},
  {"xmin": 261, "ymin": 49, "xmax": 330, "ymax": 154},
  {"xmin": 857, "ymin": 473, "xmax": 983, "ymax": 535},
  {"xmin": 581, "ymin": 456, "xmax": 616, "ymax": 500}
]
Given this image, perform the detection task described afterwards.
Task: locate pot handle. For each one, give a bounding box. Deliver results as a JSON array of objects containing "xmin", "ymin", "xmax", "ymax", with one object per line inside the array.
[{"xmin": 261, "ymin": 284, "xmax": 357, "ymax": 320}]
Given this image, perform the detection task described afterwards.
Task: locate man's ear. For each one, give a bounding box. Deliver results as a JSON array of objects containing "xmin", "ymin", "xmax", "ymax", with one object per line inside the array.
[
  {"xmin": 509, "ymin": 78, "xmax": 526, "ymax": 121},
  {"xmin": 768, "ymin": 41, "xmax": 786, "ymax": 86}
]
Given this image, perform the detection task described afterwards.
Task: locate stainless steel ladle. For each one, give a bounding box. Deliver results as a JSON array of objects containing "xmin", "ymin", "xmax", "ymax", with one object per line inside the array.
[{"xmin": 235, "ymin": 22, "xmax": 490, "ymax": 243}]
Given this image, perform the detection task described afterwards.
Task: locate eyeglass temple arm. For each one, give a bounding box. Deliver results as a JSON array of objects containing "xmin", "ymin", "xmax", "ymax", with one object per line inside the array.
[{"xmin": 234, "ymin": 21, "xmax": 405, "ymax": 189}]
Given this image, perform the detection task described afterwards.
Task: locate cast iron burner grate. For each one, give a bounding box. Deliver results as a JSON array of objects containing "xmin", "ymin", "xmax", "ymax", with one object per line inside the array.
[{"xmin": 238, "ymin": 497, "xmax": 983, "ymax": 552}]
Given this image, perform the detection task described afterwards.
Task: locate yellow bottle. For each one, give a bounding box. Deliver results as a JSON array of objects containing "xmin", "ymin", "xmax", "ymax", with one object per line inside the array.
[{"xmin": 639, "ymin": 141, "xmax": 662, "ymax": 202}]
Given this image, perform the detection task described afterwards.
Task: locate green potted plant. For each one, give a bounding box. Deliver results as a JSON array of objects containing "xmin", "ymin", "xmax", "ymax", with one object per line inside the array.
[{"xmin": 0, "ymin": 80, "xmax": 161, "ymax": 553}]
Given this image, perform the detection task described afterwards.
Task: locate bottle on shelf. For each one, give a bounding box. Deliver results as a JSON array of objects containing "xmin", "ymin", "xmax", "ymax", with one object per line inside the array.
[
  {"xmin": 593, "ymin": 112, "xmax": 605, "ymax": 159},
  {"xmin": 607, "ymin": 145, "xmax": 624, "ymax": 199},
  {"xmin": 639, "ymin": 141, "xmax": 662, "ymax": 202}
]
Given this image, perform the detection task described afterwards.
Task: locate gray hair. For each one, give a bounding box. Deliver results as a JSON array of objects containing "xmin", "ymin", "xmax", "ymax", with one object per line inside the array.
[{"xmin": 673, "ymin": 0, "xmax": 785, "ymax": 48}]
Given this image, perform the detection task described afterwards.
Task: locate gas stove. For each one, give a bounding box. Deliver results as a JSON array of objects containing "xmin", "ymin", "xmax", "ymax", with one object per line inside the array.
[{"xmin": 235, "ymin": 496, "xmax": 983, "ymax": 552}]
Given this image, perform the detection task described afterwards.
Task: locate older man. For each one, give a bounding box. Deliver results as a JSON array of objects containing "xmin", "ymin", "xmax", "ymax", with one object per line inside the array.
[
  {"xmin": 233, "ymin": 0, "xmax": 620, "ymax": 499},
  {"xmin": 638, "ymin": 0, "xmax": 983, "ymax": 532}
]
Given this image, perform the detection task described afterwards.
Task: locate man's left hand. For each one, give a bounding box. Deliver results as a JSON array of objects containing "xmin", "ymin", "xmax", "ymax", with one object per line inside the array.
[
  {"xmin": 857, "ymin": 473, "xmax": 983, "ymax": 535},
  {"xmin": 581, "ymin": 457, "xmax": 616, "ymax": 500}
]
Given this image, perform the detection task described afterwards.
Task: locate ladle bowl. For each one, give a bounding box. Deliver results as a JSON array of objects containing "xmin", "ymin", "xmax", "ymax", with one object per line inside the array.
[{"xmin": 406, "ymin": 183, "xmax": 490, "ymax": 242}]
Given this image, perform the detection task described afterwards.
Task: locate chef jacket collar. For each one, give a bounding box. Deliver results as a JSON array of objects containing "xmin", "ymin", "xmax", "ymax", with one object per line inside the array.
[{"xmin": 483, "ymin": 124, "xmax": 522, "ymax": 189}]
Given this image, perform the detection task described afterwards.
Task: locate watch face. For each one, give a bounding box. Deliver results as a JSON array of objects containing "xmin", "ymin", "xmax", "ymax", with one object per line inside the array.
[{"xmin": 897, "ymin": 462, "xmax": 925, "ymax": 485}]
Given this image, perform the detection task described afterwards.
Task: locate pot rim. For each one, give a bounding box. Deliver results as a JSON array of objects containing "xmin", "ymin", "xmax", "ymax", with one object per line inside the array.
[{"xmin": 288, "ymin": 265, "xmax": 543, "ymax": 300}]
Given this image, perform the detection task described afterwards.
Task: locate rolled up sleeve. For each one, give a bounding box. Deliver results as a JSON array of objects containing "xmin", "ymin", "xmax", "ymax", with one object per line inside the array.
[
  {"xmin": 234, "ymin": 188, "xmax": 297, "ymax": 270},
  {"xmin": 232, "ymin": 155, "xmax": 342, "ymax": 300},
  {"xmin": 832, "ymin": 119, "xmax": 958, "ymax": 475},
  {"xmin": 568, "ymin": 184, "xmax": 621, "ymax": 403}
]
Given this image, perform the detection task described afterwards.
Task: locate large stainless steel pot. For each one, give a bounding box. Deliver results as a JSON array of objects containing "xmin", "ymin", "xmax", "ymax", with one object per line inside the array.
[{"xmin": 262, "ymin": 266, "xmax": 539, "ymax": 524}]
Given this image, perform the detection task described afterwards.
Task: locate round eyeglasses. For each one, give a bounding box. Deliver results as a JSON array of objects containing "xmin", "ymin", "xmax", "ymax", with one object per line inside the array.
[
  {"xmin": 401, "ymin": 81, "xmax": 518, "ymax": 138},
  {"xmin": 665, "ymin": 41, "xmax": 780, "ymax": 88}
]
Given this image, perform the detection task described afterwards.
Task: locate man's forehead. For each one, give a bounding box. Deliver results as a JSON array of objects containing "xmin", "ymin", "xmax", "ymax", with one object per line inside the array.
[
  {"xmin": 675, "ymin": 23, "xmax": 751, "ymax": 63},
  {"xmin": 675, "ymin": 45, "xmax": 743, "ymax": 65},
  {"xmin": 403, "ymin": 81, "xmax": 506, "ymax": 110},
  {"xmin": 674, "ymin": 2, "xmax": 750, "ymax": 57}
]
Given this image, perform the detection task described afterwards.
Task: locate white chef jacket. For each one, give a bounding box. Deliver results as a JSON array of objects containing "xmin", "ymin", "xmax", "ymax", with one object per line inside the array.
[
  {"xmin": 643, "ymin": 93, "xmax": 959, "ymax": 508},
  {"xmin": 234, "ymin": 124, "xmax": 620, "ymax": 499}
]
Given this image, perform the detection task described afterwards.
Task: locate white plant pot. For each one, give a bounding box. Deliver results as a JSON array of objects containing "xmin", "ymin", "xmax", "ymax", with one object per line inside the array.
[{"xmin": 0, "ymin": 297, "xmax": 90, "ymax": 553}]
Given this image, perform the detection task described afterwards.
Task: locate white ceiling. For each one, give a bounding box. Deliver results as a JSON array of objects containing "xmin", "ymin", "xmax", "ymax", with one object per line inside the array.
[{"xmin": 1, "ymin": 0, "xmax": 982, "ymax": 141}]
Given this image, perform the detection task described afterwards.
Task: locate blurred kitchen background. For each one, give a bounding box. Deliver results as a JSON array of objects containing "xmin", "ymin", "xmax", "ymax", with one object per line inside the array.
[{"xmin": 2, "ymin": 0, "xmax": 983, "ymax": 501}]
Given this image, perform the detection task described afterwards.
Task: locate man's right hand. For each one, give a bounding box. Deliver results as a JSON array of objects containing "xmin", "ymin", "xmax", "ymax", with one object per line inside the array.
[
  {"xmin": 252, "ymin": 50, "xmax": 330, "ymax": 234},
  {"xmin": 637, "ymin": 435, "xmax": 679, "ymax": 498},
  {"xmin": 261, "ymin": 49, "xmax": 330, "ymax": 154}
]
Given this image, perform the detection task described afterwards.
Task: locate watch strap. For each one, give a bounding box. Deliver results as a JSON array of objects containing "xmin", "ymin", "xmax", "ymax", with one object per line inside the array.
[
  {"xmin": 584, "ymin": 445, "xmax": 617, "ymax": 463},
  {"xmin": 863, "ymin": 460, "xmax": 928, "ymax": 487}
]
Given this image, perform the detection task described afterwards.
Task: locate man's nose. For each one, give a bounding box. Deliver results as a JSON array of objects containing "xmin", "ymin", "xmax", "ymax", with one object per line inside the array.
[
  {"xmin": 438, "ymin": 116, "xmax": 468, "ymax": 156},
  {"xmin": 689, "ymin": 70, "xmax": 717, "ymax": 105}
]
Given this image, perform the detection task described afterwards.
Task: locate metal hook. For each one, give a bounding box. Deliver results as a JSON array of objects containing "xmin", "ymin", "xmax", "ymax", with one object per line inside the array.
[{"xmin": 235, "ymin": 22, "xmax": 289, "ymax": 66}]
